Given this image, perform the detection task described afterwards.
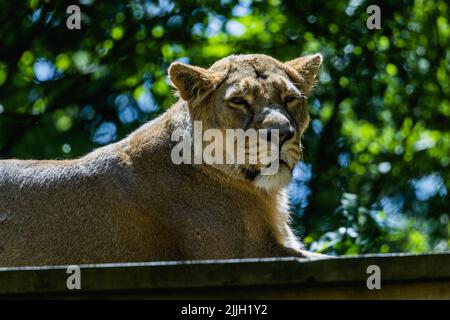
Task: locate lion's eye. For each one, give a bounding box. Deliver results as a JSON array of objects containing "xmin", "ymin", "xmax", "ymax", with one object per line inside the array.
[
  {"xmin": 229, "ymin": 97, "xmax": 247, "ymax": 105},
  {"xmin": 284, "ymin": 96, "xmax": 298, "ymax": 104}
]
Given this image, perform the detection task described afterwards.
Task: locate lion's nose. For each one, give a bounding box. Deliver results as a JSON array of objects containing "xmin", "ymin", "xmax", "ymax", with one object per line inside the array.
[{"xmin": 266, "ymin": 127, "xmax": 295, "ymax": 144}]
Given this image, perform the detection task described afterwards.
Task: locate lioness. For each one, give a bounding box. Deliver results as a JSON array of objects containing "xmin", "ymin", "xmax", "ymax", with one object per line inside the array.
[{"xmin": 0, "ymin": 53, "xmax": 323, "ymax": 266}]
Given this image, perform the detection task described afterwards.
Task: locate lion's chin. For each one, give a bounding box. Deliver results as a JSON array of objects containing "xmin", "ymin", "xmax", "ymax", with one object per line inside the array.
[{"xmin": 254, "ymin": 164, "xmax": 292, "ymax": 192}]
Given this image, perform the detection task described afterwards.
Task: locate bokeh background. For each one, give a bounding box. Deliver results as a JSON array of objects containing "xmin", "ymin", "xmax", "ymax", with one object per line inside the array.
[{"xmin": 0, "ymin": 0, "xmax": 449, "ymax": 255}]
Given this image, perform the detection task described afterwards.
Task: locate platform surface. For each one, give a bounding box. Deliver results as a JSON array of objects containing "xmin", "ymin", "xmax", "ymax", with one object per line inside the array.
[{"xmin": 0, "ymin": 252, "xmax": 449, "ymax": 299}]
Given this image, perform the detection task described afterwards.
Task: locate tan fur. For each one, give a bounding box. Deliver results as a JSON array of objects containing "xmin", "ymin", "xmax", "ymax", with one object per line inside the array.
[{"xmin": 0, "ymin": 53, "xmax": 323, "ymax": 267}]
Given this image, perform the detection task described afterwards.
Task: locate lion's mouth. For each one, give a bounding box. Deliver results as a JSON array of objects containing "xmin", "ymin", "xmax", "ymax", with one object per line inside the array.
[
  {"xmin": 279, "ymin": 159, "xmax": 291, "ymax": 170},
  {"xmin": 242, "ymin": 167, "xmax": 260, "ymax": 180},
  {"xmin": 242, "ymin": 159, "xmax": 292, "ymax": 181}
]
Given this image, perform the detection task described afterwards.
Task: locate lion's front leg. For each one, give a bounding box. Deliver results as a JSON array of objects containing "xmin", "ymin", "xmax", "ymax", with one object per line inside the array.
[
  {"xmin": 271, "ymin": 224, "xmax": 328, "ymax": 259},
  {"xmin": 274, "ymin": 245, "xmax": 328, "ymax": 259}
]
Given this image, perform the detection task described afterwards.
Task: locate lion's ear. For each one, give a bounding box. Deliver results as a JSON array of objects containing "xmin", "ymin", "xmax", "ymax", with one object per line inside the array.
[
  {"xmin": 285, "ymin": 53, "xmax": 323, "ymax": 93},
  {"xmin": 168, "ymin": 62, "xmax": 217, "ymax": 101}
]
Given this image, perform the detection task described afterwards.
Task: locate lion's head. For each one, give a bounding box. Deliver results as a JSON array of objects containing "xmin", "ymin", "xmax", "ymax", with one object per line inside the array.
[{"xmin": 169, "ymin": 53, "xmax": 322, "ymax": 191}]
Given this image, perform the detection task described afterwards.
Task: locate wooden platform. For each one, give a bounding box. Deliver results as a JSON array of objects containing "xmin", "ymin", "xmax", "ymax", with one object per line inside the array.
[{"xmin": 0, "ymin": 253, "xmax": 449, "ymax": 299}]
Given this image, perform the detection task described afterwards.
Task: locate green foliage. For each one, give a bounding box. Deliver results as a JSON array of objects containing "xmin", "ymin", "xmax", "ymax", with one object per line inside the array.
[{"xmin": 0, "ymin": 0, "xmax": 448, "ymax": 254}]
